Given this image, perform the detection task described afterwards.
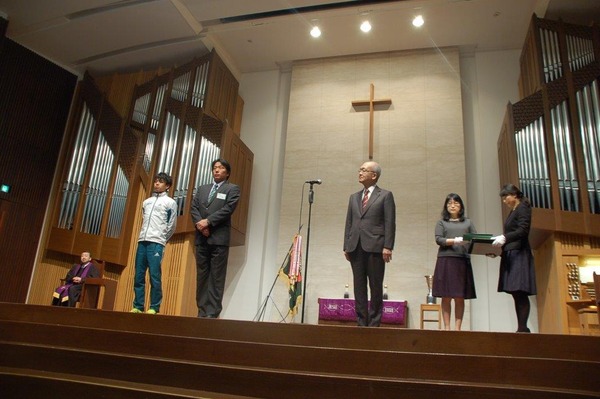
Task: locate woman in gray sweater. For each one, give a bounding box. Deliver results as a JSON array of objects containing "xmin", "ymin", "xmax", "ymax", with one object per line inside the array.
[{"xmin": 432, "ymin": 193, "xmax": 477, "ymax": 330}]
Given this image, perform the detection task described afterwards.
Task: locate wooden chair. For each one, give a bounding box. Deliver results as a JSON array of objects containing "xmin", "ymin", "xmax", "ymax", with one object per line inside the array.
[
  {"xmin": 420, "ymin": 303, "xmax": 442, "ymax": 329},
  {"xmin": 79, "ymin": 259, "xmax": 117, "ymax": 310}
]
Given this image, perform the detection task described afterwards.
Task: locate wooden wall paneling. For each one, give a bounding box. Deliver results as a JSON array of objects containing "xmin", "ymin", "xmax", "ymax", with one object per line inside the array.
[
  {"xmin": 595, "ymin": 22, "xmax": 600, "ymax": 61},
  {"xmin": 107, "ymin": 72, "xmax": 150, "ymax": 118},
  {"xmin": 0, "ymin": 16, "xmax": 7, "ymax": 44},
  {"xmin": 233, "ymin": 95, "xmax": 244, "ymax": 136},
  {"xmin": 519, "ymin": 16, "xmax": 544, "ymax": 99},
  {"xmin": 534, "ymin": 234, "xmax": 563, "ymax": 334},
  {"xmin": 590, "ymin": 214, "xmax": 600, "ymax": 237},
  {"xmin": 206, "ymin": 53, "xmax": 225, "ymax": 120},
  {"xmin": 221, "ymin": 123, "xmax": 253, "ymax": 247},
  {"xmin": 529, "ymin": 208, "xmax": 554, "ymax": 248},
  {"xmin": 113, "ymin": 179, "xmax": 146, "ymax": 312},
  {"xmin": 239, "ymin": 154, "xmax": 254, "ymax": 235},
  {"xmin": 205, "ymin": 51, "xmax": 239, "ymax": 124},
  {"xmin": 229, "ymin": 139, "xmax": 242, "ymax": 232},
  {"xmin": 535, "ymin": 232, "xmax": 600, "ymax": 335},
  {"xmin": 159, "ymin": 234, "xmax": 184, "ymax": 316},
  {"xmin": 27, "ymin": 251, "xmax": 78, "ymax": 306},
  {"xmin": 225, "ymin": 75, "xmax": 239, "ymax": 125},
  {"xmin": 160, "ymin": 231, "xmax": 204, "ymax": 317},
  {"xmin": 497, "ymin": 103, "xmax": 519, "ymax": 220},
  {"xmin": 0, "ymin": 37, "xmax": 77, "ymax": 302},
  {"xmin": 178, "ymin": 234, "xmax": 199, "ymax": 317}
]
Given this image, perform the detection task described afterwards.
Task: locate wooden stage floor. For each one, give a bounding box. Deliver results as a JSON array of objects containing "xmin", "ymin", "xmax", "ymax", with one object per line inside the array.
[{"xmin": 0, "ymin": 302, "xmax": 598, "ymax": 398}]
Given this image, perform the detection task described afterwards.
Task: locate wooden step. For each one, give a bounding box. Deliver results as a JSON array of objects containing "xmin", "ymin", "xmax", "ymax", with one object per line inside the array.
[{"xmin": 0, "ymin": 303, "xmax": 598, "ymax": 398}]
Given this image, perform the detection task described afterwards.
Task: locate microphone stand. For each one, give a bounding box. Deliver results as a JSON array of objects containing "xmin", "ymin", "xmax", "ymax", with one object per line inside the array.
[{"xmin": 301, "ymin": 182, "xmax": 316, "ymax": 323}]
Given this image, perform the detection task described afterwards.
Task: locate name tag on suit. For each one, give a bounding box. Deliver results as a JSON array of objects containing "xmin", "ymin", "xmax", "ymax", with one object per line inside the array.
[{"xmin": 216, "ymin": 193, "xmax": 227, "ymax": 200}]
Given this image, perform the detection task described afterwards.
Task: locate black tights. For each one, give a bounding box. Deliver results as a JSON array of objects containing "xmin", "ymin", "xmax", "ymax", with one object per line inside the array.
[{"xmin": 511, "ymin": 291, "xmax": 531, "ymax": 332}]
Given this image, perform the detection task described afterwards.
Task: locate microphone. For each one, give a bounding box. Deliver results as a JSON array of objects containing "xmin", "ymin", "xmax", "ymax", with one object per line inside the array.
[{"xmin": 305, "ymin": 179, "xmax": 322, "ymax": 185}]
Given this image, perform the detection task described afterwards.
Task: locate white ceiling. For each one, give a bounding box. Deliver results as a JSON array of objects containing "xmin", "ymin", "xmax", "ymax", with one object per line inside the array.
[{"xmin": 1, "ymin": 0, "xmax": 598, "ymax": 78}]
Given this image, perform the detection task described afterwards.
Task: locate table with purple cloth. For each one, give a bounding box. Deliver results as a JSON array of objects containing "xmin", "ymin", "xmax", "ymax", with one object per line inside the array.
[{"xmin": 317, "ymin": 298, "xmax": 408, "ymax": 327}]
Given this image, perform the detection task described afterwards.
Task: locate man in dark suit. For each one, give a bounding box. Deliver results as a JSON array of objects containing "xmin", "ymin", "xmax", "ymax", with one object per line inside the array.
[
  {"xmin": 191, "ymin": 159, "xmax": 240, "ymax": 318},
  {"xmin": 344, "ymin": 161, "xmax": 396, "ymax": 327}
]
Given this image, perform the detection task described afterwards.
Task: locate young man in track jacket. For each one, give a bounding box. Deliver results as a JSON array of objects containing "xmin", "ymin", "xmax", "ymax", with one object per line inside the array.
[{"xmin": 130, "ymin": 172, "xmax": 177, "ymax": 314}]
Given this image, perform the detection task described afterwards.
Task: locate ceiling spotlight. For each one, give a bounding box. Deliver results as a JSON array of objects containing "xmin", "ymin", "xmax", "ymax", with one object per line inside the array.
[
  {"xmin": 360, "ymin": 20, "xmax": 371, "ymax": 33},
  {"xmin": 310, "ymin": 25, "xmax": 321, "ymax": 38},
  {"xmin": 412, "ymin": 15, "xmax": 424, "ymax": 27}
]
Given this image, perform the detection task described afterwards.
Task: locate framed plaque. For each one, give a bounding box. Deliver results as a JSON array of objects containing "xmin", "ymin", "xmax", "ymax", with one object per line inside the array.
[{"xmin": 464, "ymin": 233, "xmax": 502, "ymax": 257}]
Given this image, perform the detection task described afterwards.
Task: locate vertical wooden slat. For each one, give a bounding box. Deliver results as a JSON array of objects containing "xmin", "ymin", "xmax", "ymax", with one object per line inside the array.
[{"xmin": 0, "ymin": 38, "xmax": 76, "ymax": 303}]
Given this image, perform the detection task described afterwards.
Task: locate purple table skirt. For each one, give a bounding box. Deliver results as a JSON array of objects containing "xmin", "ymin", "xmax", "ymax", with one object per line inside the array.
[{"xmin": 318, "ymin": 298, "xmax": 407, "ymax": 325}]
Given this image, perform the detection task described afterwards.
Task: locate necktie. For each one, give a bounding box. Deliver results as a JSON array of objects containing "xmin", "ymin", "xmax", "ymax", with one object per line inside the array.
[
  {"xmin": 208, "ymin": 183, "xmax": 218, "ymax": 202},
  {"xmin": 362, "ymin": 189, "xmax": 369, "ymax": 210}
]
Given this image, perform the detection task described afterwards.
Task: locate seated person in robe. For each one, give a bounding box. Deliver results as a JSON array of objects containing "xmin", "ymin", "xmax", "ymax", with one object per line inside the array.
[{"xmin": 52, "ymin": 251, "xmax": 100, "ymax": 307}]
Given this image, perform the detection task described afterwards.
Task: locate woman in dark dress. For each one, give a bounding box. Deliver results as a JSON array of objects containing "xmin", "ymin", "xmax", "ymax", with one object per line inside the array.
[
  {"xmin": 492, "ymin": 184, "xmax": 537, "ymax": 333},
  {"xmin": 432, "ymin": 193, "xmax": 477, "ymax": 330}
]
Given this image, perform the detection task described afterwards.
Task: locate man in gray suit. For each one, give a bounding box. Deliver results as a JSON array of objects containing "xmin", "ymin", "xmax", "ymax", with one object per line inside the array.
[
  {"xmin": 191, "ymin": 159, "xmax": 240, "ymax": 318},
  {"xmin": 344, "ymin": 161, "xmax": 396, "ymax": 327}
]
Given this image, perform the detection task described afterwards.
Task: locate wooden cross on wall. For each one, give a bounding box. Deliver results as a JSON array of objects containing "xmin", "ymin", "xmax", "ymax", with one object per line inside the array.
[{"xmin": 351, "ymin": 83, "xmax": 392, "ymax": 160}]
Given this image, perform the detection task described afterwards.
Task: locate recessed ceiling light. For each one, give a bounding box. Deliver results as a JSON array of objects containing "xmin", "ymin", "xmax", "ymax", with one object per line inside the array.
[
  {"xmin": 310, "ymin": 26, "xmax": 321, "ymax": 38},
  {"xmin": 360, "ymin": 20, "xmax": 371, "ymax": 33},
  {"xmin": 412, "ymin": 15, "xmax": 424, "ymax": 27}
]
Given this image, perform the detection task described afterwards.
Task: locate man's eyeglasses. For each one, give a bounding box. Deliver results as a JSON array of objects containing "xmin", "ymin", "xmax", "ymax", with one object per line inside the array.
[{"xmin": 358, "ymin": 168, "xmax": 375, "ymax": 174}]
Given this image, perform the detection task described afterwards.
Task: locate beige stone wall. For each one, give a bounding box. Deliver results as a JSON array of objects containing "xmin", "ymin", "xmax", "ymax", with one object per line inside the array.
[{"xmin": 276, "ymin": 47, "xmax": 468, "ymax": 328}]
